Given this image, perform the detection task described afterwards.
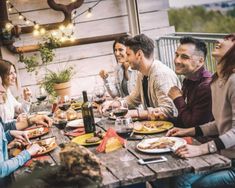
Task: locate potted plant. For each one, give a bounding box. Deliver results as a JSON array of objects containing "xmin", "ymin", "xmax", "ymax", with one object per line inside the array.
[{"xmin": 42, "ymin": 66, "xmax": 75, "ymax": 97}]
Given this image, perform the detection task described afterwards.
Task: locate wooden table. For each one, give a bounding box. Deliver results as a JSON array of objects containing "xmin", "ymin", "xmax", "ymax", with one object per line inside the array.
[{"xmin": 14, "ymin": 118, "xmax": 231, "ymax": 187}]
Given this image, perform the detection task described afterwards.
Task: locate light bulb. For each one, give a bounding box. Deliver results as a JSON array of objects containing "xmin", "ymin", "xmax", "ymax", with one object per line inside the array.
[
  {"xmin": 34, "ymin": 24, "xmax": 39, "ymax": 30},
  {"xmin": 67, "ymin": 23, "xmax": 73, "ymax": 29},
  {"xmin": 5, "ymin": 22, "xmax": 13, "ymax": 30},
  {"xmin": 86, "ymin": 8, "xmax": 92, "ymax": 18},
  {"xmin": 40, "ymin": 28, "xmax": 46, "ymax": 35},
  {"xmin": 33, "ymin": 29, "xmax": 39, "ymax": 36},
  {"xmin": 18, "ymin": 14, "xmax": 24, "ymax": 20},
  {"xmin": 59, "ymin": 25, "xmax": 65, "ymax": 31}
]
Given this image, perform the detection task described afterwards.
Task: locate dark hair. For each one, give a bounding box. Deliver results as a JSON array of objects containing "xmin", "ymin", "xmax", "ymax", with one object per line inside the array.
[
  {"xmin": 212, "ymin": 33, "xmax": 235, "ymax": 83},
  {"xmin": 180, "ymin": 37, "xmax": 207, "ymax": 59},
  {"xmin": 125, "ymin": 34, "xmax": 154, "ymax": 59},
  {"xmin": 112, "ymin": 36, "xmax": 128, "ymax": 52},
  {"xmin": 0, "ymin": 59, "xmax": 18, "ymax": 87}
]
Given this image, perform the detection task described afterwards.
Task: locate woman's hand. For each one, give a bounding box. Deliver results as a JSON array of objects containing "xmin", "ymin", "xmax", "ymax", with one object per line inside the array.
[
  {"xmin": 99, "ymin": 70, "xmax": 109, "ymax": 79},
  {"xmin": 27, "ymin": 143, "xmax": 43, "ymax": 156},
  {"xmin": 174, "ymin": 143, "xmax": 208, "ymax": 158},
  {"xmin": 23, "ymin": 87, "xmax": 32, "ymax": 102},
  {"xmin": 166, "ymin": 127, "xmax": 195, "ymax": 137},
  {"xmin": 10, "ymin": 130, "xmax": 31, "ymax": 144}
]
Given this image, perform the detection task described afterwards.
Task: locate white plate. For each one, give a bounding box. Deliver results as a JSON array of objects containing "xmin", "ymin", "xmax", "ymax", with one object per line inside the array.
[
  {"xmin": 136, "ymin": 137, "xmax": 186, "ymax": 153},
  {"xmin": 66, "ymin": 118, "xmax": 101, "ymax": 128}
]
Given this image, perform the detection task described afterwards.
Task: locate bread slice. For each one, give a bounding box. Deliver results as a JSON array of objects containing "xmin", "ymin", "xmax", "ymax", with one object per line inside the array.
[{"xmin": 105, "ymin": 137, "xmax": 123, "ymax": 153}]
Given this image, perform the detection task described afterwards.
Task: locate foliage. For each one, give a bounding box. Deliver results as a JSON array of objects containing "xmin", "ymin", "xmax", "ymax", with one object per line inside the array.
[
  {"xmin": 42, "ymin": 66, "xmax": 75, "ymax": 96},
  {"xmin": 227, "ymin": 7, "xmax": 235, "ymax": 18},
  {"xmin": 169, "ymin": 6, "xmax": 235, "ymax": 33},
  {"xmin": 19, "ymin": 35, "xmax": 61, "ymax": 73}
]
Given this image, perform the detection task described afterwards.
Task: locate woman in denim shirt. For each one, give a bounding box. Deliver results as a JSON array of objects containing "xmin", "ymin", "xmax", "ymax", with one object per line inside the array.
[
  {"xmin": 0, "ymin": 76, "xmax": 42, "ymax": 187},
  {"xmin": 99, "ymin": 36, "xmax": 137, "ymax": 98}
]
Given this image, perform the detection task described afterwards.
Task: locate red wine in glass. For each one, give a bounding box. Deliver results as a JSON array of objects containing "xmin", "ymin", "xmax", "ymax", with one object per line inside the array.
[
  {"xmin": 36, "ymin": 95, "xmax": 47, "ymax": 102},
  {"xmin": 58, "ymin": 103, "xmax": 71, "ymax": 111},
  {"xmin": 117, "ymin": 128, "xmax": 133, "ymax": 139},
  {"xmin": 113, "ymin": 108, "xmax": 128, "ymax": 117}
]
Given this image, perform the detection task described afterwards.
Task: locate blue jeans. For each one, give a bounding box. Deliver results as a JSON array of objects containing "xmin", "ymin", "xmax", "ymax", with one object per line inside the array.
[{"xmin": 174, "ymin": 161, "xmax": 235, "ymax": 188}]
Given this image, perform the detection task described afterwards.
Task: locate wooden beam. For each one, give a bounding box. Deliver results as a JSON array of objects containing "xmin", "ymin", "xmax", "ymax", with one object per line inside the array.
[{"xmin": 7, "ymin": 32, "xmax": 129, "ymax": 53}]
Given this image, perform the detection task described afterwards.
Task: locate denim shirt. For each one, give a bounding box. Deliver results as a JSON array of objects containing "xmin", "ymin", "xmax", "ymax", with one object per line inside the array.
[
  {"xmin": 103, "ymin": 64, "xmax": 137, "ymax": 98},
  {"xmin": 0, "ymin": 119, "xmax": 30, "ymax": 179}
]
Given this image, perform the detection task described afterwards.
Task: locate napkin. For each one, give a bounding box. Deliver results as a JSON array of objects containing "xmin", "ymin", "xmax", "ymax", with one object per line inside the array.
[
  {"xmin": 96, "ymin": 128, "xmax": 124, "ymax": 153},
  {"xmin": 64, "ymin": 127, "xmax": 85, "ymax": 137},
  {"xmin": 183, "ymin": 137, "xmax": 193, "ymax": 144}
]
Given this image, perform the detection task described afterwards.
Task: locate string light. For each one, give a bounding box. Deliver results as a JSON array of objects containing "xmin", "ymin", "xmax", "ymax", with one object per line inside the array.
[
  {"xmin": 86, "ymin": 8, "xmax": 92, "ymax": 18},
  {"xmin": 6, "ymin": 0, "xmax": 102, "ymax": 43},
  {"xmin": 5, "ymin": 22, "xmax": 14, "ymax": 30}
]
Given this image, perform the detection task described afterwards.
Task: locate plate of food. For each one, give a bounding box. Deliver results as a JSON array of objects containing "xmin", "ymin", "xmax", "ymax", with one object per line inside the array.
[
  {"xmin": 31, "ymin": 137, "xmax": 57, "ymax": 156},
  {"xmin": 136, "ymin": 137, "xmax": 186, "ymax": 153},
  {"xmin": 12, "ymin": 137, "xmax": 57, "ymax": 157},
  {"xmin": 25, "ymin": 127, "xmax": 50, "ymax": 139},
  {"xmin": 71, "ymin": 101, "xmax": 83, "ymax": 110},
  {"xmin": 133, "ymin": 121, "xmax": 173, "ymax": 134},
  {"xmin": 72, "ymin": 131, "xmax": 103, "ymax": 146},
  {"xmin": 66, "ymin": 118, "xmax": 101, "ymax": 128}
]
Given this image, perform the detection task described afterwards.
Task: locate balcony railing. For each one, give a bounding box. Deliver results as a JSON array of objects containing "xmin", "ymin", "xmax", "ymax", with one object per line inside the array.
[{"xmin": 156, "ymin": 32, "xmax": 227, "ymax": 73}]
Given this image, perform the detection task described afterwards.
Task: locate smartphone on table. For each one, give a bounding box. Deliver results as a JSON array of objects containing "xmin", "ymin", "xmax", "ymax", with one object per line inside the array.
[{"xmin": 138, "ymin": 156, "xmax": 167, "ymax": 165}]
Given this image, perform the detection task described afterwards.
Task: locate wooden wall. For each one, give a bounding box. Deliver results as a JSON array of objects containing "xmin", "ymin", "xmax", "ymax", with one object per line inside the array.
[{"xmin": 1, "ymin": 0, "xmax": 175, "ymax": 100}]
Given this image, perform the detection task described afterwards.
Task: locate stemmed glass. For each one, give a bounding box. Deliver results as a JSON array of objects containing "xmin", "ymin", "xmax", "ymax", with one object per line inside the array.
[
  {"xmin": 111, "ymin": 98, "xmax": 128, "ymax": 118},
  {"xmin": 54, "ymin": 95, "xmax": 71, "ymax": 130},
  {"xmin": 93, "ymin": 85, "xmax": 106, "ymax": 105},
  {"xmin": 115, "ymin": 117, "xmax": 135, "ymax": 162},
  {"xmin": 35, "ymin": 87, "xmax": 47, "ymax": 105}
]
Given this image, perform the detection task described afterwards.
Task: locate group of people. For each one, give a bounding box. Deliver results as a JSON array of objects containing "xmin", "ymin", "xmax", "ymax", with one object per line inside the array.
[
  {"xmin": 99, "ymin": 33, "xmax": 235, "ymax": 188},
  {"xmin": 0, "ymin": 32, "xmax": 235, "ymax": 188}
]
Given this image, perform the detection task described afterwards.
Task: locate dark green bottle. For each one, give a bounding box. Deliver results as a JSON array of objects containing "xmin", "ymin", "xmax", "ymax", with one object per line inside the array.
[{"xmin": 81, "ymin": 91, "xmax": 96, "ymax": 133}]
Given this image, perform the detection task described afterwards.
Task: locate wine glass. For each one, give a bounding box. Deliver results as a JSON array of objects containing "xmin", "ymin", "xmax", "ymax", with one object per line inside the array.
[
  {"xmin": 93, "ymin": 85, "xmax": 106, "ymax": 105},
  {"xmin": 57, "ymin": 95, "xmax": 71, "ymax": 111},
  {"xmin": 35, "ymin": 87, "xmax": 47, "ymax": 105},
  {"xmin": 115, "ymin": 117, "xmax": 135, "ymax": 162},
  {"xmin": 111, "ymin": 98, "xmax": 128, "ymax": 118}
]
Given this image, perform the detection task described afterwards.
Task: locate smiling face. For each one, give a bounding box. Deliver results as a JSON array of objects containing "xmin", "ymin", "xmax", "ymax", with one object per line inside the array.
[
  {"xmin": 212, "ymin": 38, "xmax": 234, "ymax": 62},
  {"xmin": 126, "ymin": 47, "xmax": 141, "ymax": 71},
  {"xmin": 114, "ymin": 42, "xmax": 127, "ymax": 65},
  {"xmin": 174, "ymin": 44, "xmax": 204, "ymax": 77},
  {"xmin": 5, "ymin": 65, "xmax": 17, "ymax": 87}
]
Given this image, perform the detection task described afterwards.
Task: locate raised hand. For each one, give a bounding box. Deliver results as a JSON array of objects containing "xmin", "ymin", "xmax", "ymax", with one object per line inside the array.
[{"xmin": 99, "ymin": 70, "xmax": 109, "ymax": 79}]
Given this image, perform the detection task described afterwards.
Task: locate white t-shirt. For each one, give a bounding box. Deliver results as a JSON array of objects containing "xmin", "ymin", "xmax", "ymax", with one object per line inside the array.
[{"xmin": 0, "ymin": 89, "xmax": 30, "ymax": 122}]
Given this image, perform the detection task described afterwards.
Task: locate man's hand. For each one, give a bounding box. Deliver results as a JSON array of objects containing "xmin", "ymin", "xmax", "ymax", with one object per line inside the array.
[
  {"xmin": 166, "ymin": 127, "xmax": 195, "ymax": 137},
  {"xmin": 168, "ymin": 86, "xmax": 182, "ymax": 100},
  {"xmin": 29, "ymin": 115, "xmax": 52, "ymax": 127},
  {"xmin": 174, "ymin": 144, "xmax": 208, "ymax": 158},
  {"xmin": 99, "ymin": 70, "xmax": 109, "ymax": 79}
]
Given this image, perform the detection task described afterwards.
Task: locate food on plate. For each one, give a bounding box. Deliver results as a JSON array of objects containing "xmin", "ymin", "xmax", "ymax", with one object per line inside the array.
[
  {"xmin": 33, "ymin": 137, "xmax": 57, "ymax": 154},
  {"xmin": 26, "ymin": 127, "xmax": 45, "ymax": 138},
  {"xmin": 133, "ymin": 121, "xmax": 169, "ymax": 132},
  {"xmin": 53, "ymin": 108, "xmax": 77, "ymax": 121},
  {"xmin": 138, "ymin": 137, "xmax": 175, "ymax": 150},
  {"xmin": 71, "ymin": 101, "xmax": 83, "ymax": 110},
  {"xmin": 85, "ymin": 136, "xmax": 101, "ymax": 143}
]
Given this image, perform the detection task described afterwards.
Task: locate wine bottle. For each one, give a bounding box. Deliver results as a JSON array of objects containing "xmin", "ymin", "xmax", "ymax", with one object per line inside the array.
[{"xmin": 81, "ymin": 91, "xmax": 96, "ymax": 133}]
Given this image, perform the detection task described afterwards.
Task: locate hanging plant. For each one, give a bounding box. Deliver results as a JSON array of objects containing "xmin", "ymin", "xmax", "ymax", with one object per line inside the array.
[{"xmin": 19, "ymin": 35, "xmax": 61, "ymax": 73}]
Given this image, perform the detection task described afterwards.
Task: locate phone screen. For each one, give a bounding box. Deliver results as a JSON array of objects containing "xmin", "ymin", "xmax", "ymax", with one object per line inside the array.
[{"xmin": 143, "ymin": 157, "xmax": 163, "ymax": 162}]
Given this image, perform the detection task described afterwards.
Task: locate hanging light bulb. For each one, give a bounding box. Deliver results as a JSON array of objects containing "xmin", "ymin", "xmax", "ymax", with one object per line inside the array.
[
  {"xmin": 5, "ymin": 22, "xmax": 13, "ymax": 30},
  {"xmin": 86, "ymin": 8, "xmax": 92, "ymax": 18},
  {"xmin": 34, "ymin": 22, "xmax": 39, "ymax": 30},
  {"xmin": 6, "ymin": 0, "xmax": 10, "ymax": 4},
  {"xmin": 51, "ymin": 30, "xmax": 58, "ymax": 36},
  {"xmin": 8, "ymin": 5, "xmax": 13, "ymax": 12},
  {"xmin": 25, "ymin": 20, "xmax": 30, "ymax": 25},
  {"xmin": 67, "ymin": 23, "xmax": 74, "ymax": 29},
  {"xmin": 33, "ymin": 29, "xmax": 40, "ymax": 36},
  {"xmin": 40, "ymin": 28, "xmax": 46, "ymax": 35},
  {"xmin": 59, "ymin": 24, "xmax": 65, "ymax": 31},
  {"xmin": 18, "ymin": 13, "xmax": 24, "ymax": 20},
  {"xmin": 72, "ymin": 10, "xmax": 77, "ymax": 18}
]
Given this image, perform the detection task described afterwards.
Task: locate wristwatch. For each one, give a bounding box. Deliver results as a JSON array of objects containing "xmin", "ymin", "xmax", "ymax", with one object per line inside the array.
[{"xmin": 208, "ymin": 142, "xmax": 217, "ymax": 153}]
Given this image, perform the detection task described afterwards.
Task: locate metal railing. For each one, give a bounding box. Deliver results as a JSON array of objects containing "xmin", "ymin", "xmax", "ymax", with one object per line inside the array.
[{"xmin": 155, "ymin": 32, "xmax": 228, "ymax": 73}]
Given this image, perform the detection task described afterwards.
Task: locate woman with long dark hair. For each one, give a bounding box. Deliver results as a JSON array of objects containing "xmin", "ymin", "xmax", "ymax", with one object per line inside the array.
[
  {"xmin": 0, "ymin": 59, "xmax": 31, "ymax": 122},
  {"xmin": 166, "ymin": 34, "xmax": 235, "ymax": 188},
  {"xmin": 99, "ymin": 36, "xmax": 137, "ymax": 98}
]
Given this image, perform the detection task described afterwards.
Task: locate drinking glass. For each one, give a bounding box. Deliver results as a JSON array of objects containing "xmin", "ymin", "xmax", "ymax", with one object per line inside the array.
[
  {"xmin": 111, "ymin": 98, "xmax": 128, "ymax": 118},
  {"xmin": 93, "ymin": 85, "xmax": 106, "ymax": 105},
  {"xmin": 115, "ymin": 117, "xmax": 135, "ymax": 162},
  {"xmin": 35, "ymin": 87, "xmax": 47, "ymax": 105}
]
